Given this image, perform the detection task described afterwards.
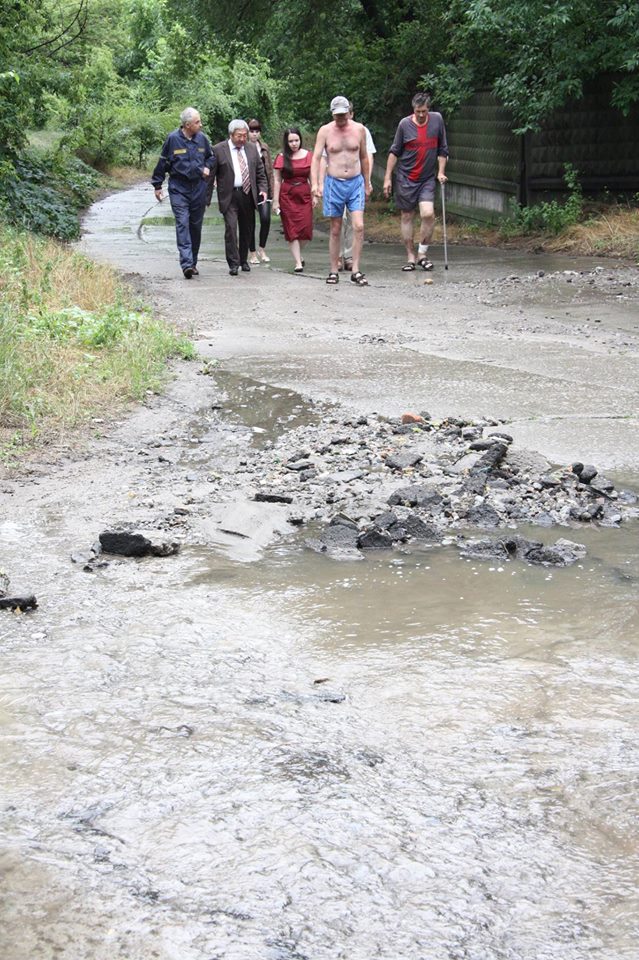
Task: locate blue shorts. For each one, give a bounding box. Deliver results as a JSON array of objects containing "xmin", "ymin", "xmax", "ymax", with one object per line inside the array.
[{"xmin": 323, "ymin": 174, "xmax": 365, "ymax": 218}]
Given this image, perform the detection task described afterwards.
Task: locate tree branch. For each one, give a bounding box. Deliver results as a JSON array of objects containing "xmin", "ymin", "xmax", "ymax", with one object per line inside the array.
[{"xmin": 19, "ymin": 0, "xmax": 88, "ymax": 55}]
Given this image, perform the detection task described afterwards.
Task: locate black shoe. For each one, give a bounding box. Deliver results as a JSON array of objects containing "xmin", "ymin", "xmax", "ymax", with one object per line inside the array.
[
  {"xmin": 417, "ymin": 257, "xmax": 434, "ymax": 271},
  {"xmin": 241, "ymin": 262, "xmax": 251, "ymax": 272},
  {"xmin": 191, "ymin": 266, "xmax": 199, "ymax": 276},
  {"xmin": 183, "ymin": 267, "xmax": 194, "ymax": 279},
  {"xmin": 229, "ymin": 267, "xmax": 239, "ymax": 276}
]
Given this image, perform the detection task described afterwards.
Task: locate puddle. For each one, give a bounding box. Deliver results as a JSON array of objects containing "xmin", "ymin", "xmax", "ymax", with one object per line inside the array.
[
  {"xmin": 183, "ymin": 370, "xmax": 328, "ymax": 451},
  {"xmin": 141, "ymin": 214, "xmax": 226, "ymax": 228}
]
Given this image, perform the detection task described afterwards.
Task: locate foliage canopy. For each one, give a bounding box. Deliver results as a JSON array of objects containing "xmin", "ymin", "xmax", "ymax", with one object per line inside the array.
[{"xmin": 172, "ymin": 0, "xmax": 639, "ymax": 131}]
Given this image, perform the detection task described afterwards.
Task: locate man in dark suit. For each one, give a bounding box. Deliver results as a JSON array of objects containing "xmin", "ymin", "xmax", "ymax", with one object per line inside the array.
[{"xmin": 209, "ymin": 119, "xmax": 268, "ymax": 275}]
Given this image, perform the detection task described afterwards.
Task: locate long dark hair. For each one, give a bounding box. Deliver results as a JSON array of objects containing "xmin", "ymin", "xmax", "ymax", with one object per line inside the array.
[{"xmin": 282, "ymin": 126, "xmax": 302, "ymax": 177}]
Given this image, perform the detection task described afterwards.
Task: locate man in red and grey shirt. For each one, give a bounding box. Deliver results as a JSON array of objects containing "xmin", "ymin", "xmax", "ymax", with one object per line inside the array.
[{"xmin": 383, "ymin": 92, "xmax": 448, "ymax": 271}]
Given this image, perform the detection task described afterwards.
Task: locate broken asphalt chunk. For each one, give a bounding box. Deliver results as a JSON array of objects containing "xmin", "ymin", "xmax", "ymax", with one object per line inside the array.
[
  {"xmin": 458, "ymin": 534, "xmax": 586, "ymax": 566},
  {"xmin": 385, "ymin": 450, "xmax": 423, "ymax": 471},
  {"xmin": 99, "ymin": 530, "xmax": 180, "ymax": 558},
  {"xmin": 0, "ymin": 594, "xmax": 38, "ymax": 612},
  {"xmin": 254, "ymin": 491, "xmax": 294, "ymax": 504}
]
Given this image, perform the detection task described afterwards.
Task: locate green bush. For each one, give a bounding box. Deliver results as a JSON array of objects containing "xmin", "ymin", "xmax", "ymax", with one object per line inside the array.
[
  {"xmin": 24, "ymin": 304, "xmax": 140, "ymax": 346},
  {"xmin": 0, "ymin": 221, "xmax": 195, "ymax": 448},
  {"xmin": 20, "ymin": 302, "xmax": 197, "ymax": 355},
  {"xmin": 0, "ymin": 149, "xmax": 100, "ymax": 240},
  {"xmin": 118, "ymin": 106, "xmax": 169, "ymax": 166},
  {"xmin": 500, "ymin": 164, "xmax": 584, "ymax": 236}
]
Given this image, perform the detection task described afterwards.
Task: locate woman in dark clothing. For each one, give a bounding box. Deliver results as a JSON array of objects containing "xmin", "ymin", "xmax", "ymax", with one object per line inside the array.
[
  {"xmin": 272, "ymin": 126, "xmax": 316, "ymax": 272},
  {"xmin": 247, "ymin": 119, "xmax": 274, "ymax": 263}
]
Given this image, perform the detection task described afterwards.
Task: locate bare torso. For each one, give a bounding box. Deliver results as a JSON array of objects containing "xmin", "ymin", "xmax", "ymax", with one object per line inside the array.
[{"xmin": 322, "ymin": 120, "xmax": 365, "ymax": 179}]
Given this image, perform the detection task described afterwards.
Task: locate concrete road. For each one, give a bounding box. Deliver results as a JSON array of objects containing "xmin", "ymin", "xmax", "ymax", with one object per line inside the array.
[{"xmin": 80, "ymin": 184, "xmax": 639, "ymax": 475}]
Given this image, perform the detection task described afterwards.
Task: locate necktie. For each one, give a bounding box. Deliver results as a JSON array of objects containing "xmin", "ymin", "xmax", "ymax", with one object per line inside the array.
[{"xmin": 237, "ymin": 148, "xmax": 250, "ymax": 194}]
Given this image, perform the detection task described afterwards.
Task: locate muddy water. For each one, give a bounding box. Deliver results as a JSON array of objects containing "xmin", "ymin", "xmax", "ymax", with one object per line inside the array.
[
  {"xmin": 2, "ymin": 448, "xmax": 639, "ymax": 958},
  {"xmin": 2, "ymin": 191, "xmax": 639, "ymax": 958}
]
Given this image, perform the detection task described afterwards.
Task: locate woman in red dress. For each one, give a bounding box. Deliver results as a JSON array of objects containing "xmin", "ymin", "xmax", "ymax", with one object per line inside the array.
[{"xmin": 273, "ymin": 127, "xmax": 316, "ymax": 272}]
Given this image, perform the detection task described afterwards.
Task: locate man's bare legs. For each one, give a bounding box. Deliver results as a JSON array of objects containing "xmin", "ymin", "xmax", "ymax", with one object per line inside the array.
[
  {"xmin": 329, "ymin": 217, "xmax": 343, "ymax": 273},
  {"xmin": 400, "ymin": 211, "xmax": 417, "ymax": 263},
  {"xmin": 418, "ymin": 200, "xmax": 435, "ymax": 246},
  {"xmin": 341, "ymin": 209, "xmax": 353, "ymax": 270},
  {"xmin": 329, "ymin": 211, "xmax": 364, "ymax": 276},
  {"xmin": 401, "ymin": 200, "xmax": 435, "ymax": 263},
  {"xmin": 349, "ymin": 210, "xmax": 364, "ymax": 274}
]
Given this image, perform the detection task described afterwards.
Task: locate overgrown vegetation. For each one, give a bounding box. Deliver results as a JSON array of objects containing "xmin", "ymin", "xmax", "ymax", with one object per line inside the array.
[
  {"xmin": 0, "ymin": 223, "xmax": 195, "ymax": 463},
  {"xmin": 176, "ymin": 0, "xmax": 639, "ymax": 132},
  {"xmin": 500, "ymin": 164, "xmax": 584, "ymax": 236},
  {"xmin": 1, "ymin": 0, "xmax": 280, "ymax": 240},
  {"xmin": 4, "ymin": 1, "xmax": 638, "ymax": 162},
  {"xmin": 0, "ymin": 149, "xmax": 100, "ymax": 240}
]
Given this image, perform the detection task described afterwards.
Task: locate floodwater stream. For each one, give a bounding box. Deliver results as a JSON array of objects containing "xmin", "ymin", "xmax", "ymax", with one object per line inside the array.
[
  {"xmin": 2, "ymin": 391, "xmax": 638, "ymax": 959},
  {"xmin": 2, "ymin": 189, "xmax": 639, "ymax": 959}
]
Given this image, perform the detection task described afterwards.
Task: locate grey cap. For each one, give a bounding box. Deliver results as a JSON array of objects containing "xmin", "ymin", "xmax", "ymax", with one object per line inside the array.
[{"xmin": 330, "ymin": 96, "xmax": 350, "ymax": 115}]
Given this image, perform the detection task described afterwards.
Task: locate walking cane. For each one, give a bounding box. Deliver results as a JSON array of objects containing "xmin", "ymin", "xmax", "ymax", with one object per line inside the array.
[{"xmin": 441, "ymin": 180, "xmax": 449, "ymax": 271}]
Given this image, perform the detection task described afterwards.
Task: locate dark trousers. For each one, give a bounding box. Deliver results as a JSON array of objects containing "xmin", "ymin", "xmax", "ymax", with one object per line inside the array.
[
  {"xmin": 223, "ymin": 189, "xmax": 255, "ymax": 269},
  {"xmin": 249, "ymin": 199, "xmax": 272, "ymax": 251},
  {"xmin": 169, "ymin": 181, "xmax": 207, "ymax": 271}
]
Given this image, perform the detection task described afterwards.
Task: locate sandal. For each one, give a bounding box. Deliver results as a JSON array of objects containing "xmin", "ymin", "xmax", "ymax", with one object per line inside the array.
[
  {"xmin": 326, "ymin": 272, "xmax": 339, "ymax": 284},
  {"xmin": 294, "ymin": 265, "xmax": 304, "ymax": 273},
  {"xmin": 350, "ymin": 271, "xmax": 369, "ymax": 286},
  {"xmin": 401, "ymin": 262, "xmax": 416, "ymax": 271},
  {"xmin": 417, "ymin": 257, "xmax": 434, "ymax": 271},
  {"xmin": 343, "ymin": 258, "xmax": 353, "ymax": 272}
]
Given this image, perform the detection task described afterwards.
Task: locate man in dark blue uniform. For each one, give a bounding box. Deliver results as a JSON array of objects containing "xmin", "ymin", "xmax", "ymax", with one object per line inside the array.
[{"xmin": 152, "ymin": 107, "xmax": 216, "ymax": 278}]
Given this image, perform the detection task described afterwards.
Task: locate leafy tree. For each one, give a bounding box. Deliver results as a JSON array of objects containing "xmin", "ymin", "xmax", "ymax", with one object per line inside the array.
[
  {"xmin": 422, "ymin": 0, "xmax": 639, "ymax": 131},
  {"xmin": 171, "ymin": 0, "xmax": 639, "ymax": 133},
  {"xmin": 117, "ymin": 0, "xmax": 167, "ymax": 77}
]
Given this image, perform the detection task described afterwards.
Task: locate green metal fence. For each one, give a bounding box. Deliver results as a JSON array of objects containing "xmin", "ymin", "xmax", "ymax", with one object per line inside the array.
[{"xmin": 444, "ymin": 76, "xmax": 639, "ymax": 221}]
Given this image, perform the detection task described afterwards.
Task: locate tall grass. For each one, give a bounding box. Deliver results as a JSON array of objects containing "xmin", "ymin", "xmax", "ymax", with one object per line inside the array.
[
  {"xmin": 0, "ymin": 224, "xmax": 195, "ymax": 463},
  {"xmin": 544, "ymin": 208, "xmax": 639, "ymax": 260}
]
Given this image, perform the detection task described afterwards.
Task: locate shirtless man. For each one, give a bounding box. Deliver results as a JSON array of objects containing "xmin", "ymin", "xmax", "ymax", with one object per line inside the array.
[
  {"xmin": 383, "ymin": 91, "xmax": 448, "ymax": 272},
  {"xmin": 318, "ymin": 100, "xmax": 376, "ymax": 272},
  {"xmin": 311, "ymin": 95, "xmax": 372, "ymax": 286}
]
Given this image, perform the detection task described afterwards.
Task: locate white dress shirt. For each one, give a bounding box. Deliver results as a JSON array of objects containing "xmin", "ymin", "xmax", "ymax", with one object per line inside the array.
[{"xmin": 228, "ymin": 139, "xmax": 246, "ymax": 188}]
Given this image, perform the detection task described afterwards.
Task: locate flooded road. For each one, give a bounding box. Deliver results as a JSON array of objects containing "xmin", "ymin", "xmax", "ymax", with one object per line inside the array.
[{"xmin": 1, "ymin": 186, "xmax": 639, "ymax": 959}]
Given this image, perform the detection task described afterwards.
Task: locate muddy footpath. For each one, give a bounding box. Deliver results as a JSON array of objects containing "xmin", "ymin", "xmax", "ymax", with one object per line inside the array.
[{"xmin": 1, "ymin": 184, "xmax": 639, "ymax": 960}]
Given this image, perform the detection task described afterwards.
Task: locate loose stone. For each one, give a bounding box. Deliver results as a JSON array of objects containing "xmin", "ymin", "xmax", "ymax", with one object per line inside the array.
[
  {"xmin": 385, "ymin": 450, "xmax": 424, "ymax": 470},
  {"xmin": 579, "ymin": 464, "xmax": 598, "ymax": 484},
  {"xmin": 0, "ymin": 594, "xmax": 38, "ymax": 611},
  {"xmin": 255, "ymin": 491, "xmax": 294, "ymax": 504},
  {"xmin": 99, "ymin": 530, "xmax": 180, "ymax": 558},
  {"xmin": 358, "ymin": 528, "xmax": 394, "ymax": 550}
]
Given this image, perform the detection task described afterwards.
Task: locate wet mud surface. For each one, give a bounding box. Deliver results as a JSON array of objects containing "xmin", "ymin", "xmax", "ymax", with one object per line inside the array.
[{"xmin": 1, "ymin": 185, "xmax": 639, "ymax": 959}]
